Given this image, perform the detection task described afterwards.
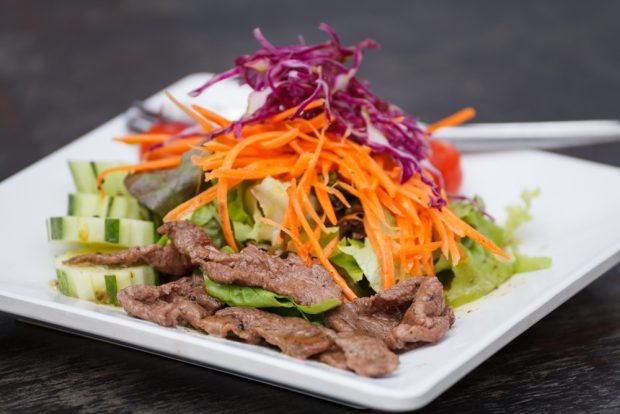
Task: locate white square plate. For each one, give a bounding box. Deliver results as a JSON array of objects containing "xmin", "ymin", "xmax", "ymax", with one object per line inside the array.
[{"xmin": 1, "ymin": 74, "xmax": 619, "ymax": 412}]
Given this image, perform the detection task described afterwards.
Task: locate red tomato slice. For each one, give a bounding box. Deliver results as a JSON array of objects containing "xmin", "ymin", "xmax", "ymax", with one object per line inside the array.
[{"xmin": 429, "ymin": 139, "xmax": 463, "ymax": 193}]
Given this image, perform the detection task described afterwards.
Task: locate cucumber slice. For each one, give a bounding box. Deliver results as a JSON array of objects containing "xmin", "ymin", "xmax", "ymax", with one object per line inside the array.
[
  {"xmin": 107, "ymin": 196, "xmax": 132, "ymax": 218},
  {"xmin": 46, "ymin": 216, "xmax": 155, "ymax": 247},
  {"xmin": 104, "ymin": 275, "xmax": 119, "ymax": 306},
  {"xmin": 67, "ymin": 193, "xmax": 151, "ymax": 220},
  {"xmin": 68, "ymin": 193, "xmax": 109, "ymax": 218},
  {"xmin": 68, "ymin": 161, "xmax": 132, "ymax": 196},
  {"xmin": 55, "ymin": 250, "xmax": 158, "ymax": 305}
]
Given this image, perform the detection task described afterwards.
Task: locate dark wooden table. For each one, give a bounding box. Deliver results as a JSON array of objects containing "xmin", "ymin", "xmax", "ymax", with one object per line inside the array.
[{"xmin": 1, "ymin": 1, "xmax": 619, "ymax": 412}]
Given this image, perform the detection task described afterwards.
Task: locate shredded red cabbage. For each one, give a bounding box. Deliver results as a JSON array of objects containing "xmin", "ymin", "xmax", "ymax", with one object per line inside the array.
[{"xmin": 190, "ymin": 23, "xmax": 444, "ymax": 207}]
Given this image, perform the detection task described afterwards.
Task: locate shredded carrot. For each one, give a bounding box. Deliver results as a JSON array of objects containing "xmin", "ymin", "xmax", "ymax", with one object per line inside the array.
[
  {"xmin": 363, "ymin": 205, "xmax": 395, "ymax": 288},
  {"xmin": 268, "ymin": 99, "xmax": 324, "ymax": 123},
  {"xmin": 114, "ymin": 134, "xmax": 171, "ymax": 145},
  {"xmin": 299, "ymin": 189, "xmax": 328, "ymax": 233},
  {"xmin": 164, "ymin": 186, "xmax": 217, "ymax": 222},
  {"xmin": 426, "ymin": 107, "xmax": 476, "ymax": 133},
  {"xmin": 217, "ymin": 178, "xmax": 236, "ymax": 251},
  {"xmin": 290, "ymin": 153, "xmax": 314, "ymax": 177},
  {"xmin": 297, "ymin": 124, "xmax": 326, "ymax": 191},
  {"xmin": 314, "ymin": 182, "xmax": 351, "ymax": 208},
  {"xmin": 333, "ymin": 180, "xmax": 361, "ymax": 198},
  {"xmin": 307, "ymin": 213, "xmax": 327, "ymax": 253},
  {"xmin": 323, "ymin": 235, "xmax": 341, "ymax": 259},
  {"xmin": 350, "ymin": 143, "xmax": 398, "ymax": 196},
  {"xmin": 260, "ymin": 131, "xmax": 301, "ymax": 149},
  {"xmin": 289, "ymin": 140, "xmax": 304, "ymax": 154},
  {"xmin": 396, "ymin": 215, "xmax": 408, "ymax": 281},
  {"xmin": 212, "ymin": 133, "xmax": 239, "ymax": 146},
  {"xmin": 202, "ymin": 141, "xmax": 232, "ymax": 152},
  {"xmin": 191, "ymin": 105, "xmax": 231, "ymax": 128},
  {"xmin": 257, "ymin": 216, "xmax": 304, "ymax": 247},
  {"xmin": 429, "ymin": 209, "xmax": 451, "ymax": 259},
  {"xmin": 282, "ymin": 191, "xmax": 309, "ymax": 261},
  {"xmin": 440, "ymin": 207, "xmax": 509, "ymax": 259},
  {"xmin": 206, "ymin": 166, "xmax": 293, "ymax": 181},
  {"xmin": 118, "ymin": 96, "xmax": 507, "ymax": 295},
  {"xmin": 314, "ymin": 184, "xmax": 337, "ymax": 225},
  {"xmin": 289, "ymin": 181, "xmax": 357, "ymax": 300},
  {"xmin": 165, "ymin": 92, "xmax": 215, "ymax": 133},
  {"xmin": 143, "ymin": 138, "xmax": 203, "ymax": 161}
]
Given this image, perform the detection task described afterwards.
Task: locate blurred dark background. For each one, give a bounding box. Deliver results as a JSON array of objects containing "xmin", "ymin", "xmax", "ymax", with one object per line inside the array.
[
  {"xmin": 1, "ymin": 0, "xmax": 620, "ymax": 179},
  {"xmin": 1, "ymin": 1, "xmax": 619, "ymax": 413}
]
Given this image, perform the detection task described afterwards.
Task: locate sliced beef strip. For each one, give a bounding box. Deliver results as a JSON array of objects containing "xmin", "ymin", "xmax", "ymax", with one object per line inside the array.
[
  {"xmin": 316, "ymin": 349, "xmax": 349, "ymax": 371},
  {"xmin": 324, "ymin": 296, "xmax": 397, "ymax": 339},
  {"xmin": 197, "ymin": 307, "xmax": 333, "ymax": 359},
  {"xmin": 201, "ymin": 246, "xmax": 343, "ymax": 307},
  {"xmin": 316, "ymin": 327, "xmax": 400, "ymax": 377},
  {"xmin": 63, "ymin": 244, "xmax": 193, "ymax": 276},
  {"xmin": 158, "ymin": 221, "xmax": 217, "ymax": 265},
  {"xmin": 325, "ymin": 276, "xmax": 454, "ymax": 351},
  {"xmin": 117, "ymin": 276, "xmax": 224, "ymax": 327},
  {"xmin": 332, "ymin": 331, "xmax": 399, "ymax": 377},
  {"xmin": 385, "ymin": 277, "xmax": 455, "ymax": 350},
  {"xmin": 195, "ymin": 313, "xmax": 263, "ymax": 345},
  {"xmin": 118, "ymin": 275, "xmax": 400, "ymax": 376},
  {"xmin": 160, "ymin": 221, "xmax": 343, "ymax": 307}
]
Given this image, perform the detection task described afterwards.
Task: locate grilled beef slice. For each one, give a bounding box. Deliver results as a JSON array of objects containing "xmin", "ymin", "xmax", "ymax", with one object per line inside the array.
[
  {"xmin": 325, "ymin": 276, "xmax": 454, "ymax": 350},
  {"xmin": 385, "ymin": 277, "xmax": 456, "ymax": 350},
  {"xmin": 97, "ymin": 220, "xmax": 448, "ymax": 377},
  {"xmin": 63, "ymin": 244, "xmax": 193, "ymax": 276},
  {"xmin": 117, "ymin": 276, "xmax": 224, "ymax": 327},
  {"xmin": 316, "ymin": 349, "xmax": 348, "ymax": 370},
  {"xmin": 196, "ymin": 307, "xmax": 333, "ymax": 359},
  {"xmin": 118, "ymin": 275, "xmax": 399, "ymax": 377},
  {"xmin": 160, "ymin": 221, "xmax": 343, "ymax": 307},
  {"xmin": 195, "ymin": 307, "xmax": 399, "ymax": 376},
  {"xmin": 158, "ymin": 221, "xmax": 215, "ymax": 265},
  {"xmin": 317, "ymin": 330, "xmax": 400, "ymax": 377},
  {"xmin": 333, "ymin": 331, "xmax": 399, "ymax": 377}
]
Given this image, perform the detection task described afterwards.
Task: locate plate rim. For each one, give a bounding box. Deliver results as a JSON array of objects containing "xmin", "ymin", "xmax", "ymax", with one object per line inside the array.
[{"xmin": 1, "ymin": 73, "xmax": 620, "ymax": 411}]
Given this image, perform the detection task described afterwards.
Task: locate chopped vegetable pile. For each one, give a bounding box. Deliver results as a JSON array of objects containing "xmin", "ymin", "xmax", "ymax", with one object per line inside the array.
[{"xmin": 91, "ymin": 24, "xmax": 549, "ymax": 306}]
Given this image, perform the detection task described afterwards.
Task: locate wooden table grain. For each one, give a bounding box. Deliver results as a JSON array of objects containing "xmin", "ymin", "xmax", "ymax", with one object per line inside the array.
[{"xmin": 1, "ymin": 1, "xmax": 619, "ymax": 412}]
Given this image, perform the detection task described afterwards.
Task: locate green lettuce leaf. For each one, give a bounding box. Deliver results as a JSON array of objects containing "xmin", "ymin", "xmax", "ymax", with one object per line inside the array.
[
  {"xmin": 227, "ymin": 183, "xmax": 256, "ymax": 243},
  {"xmin": 514, "ymin": 254, "xmax": 552, "ymax": 273},
  {"xmin": 504, "ymin": 188, "xmax": 540, "ymax": 243},
  {"xmin": 440, "ymin": 190, "xmax": 551, "ymax": 307},
  {"xmin": 441, "ymin": 241, "xmax": 517, "ymax": 307},
  {"xmin": 450, "ymin": 196, "xmax": 505, "ymax": 246},
  {"xmin": 330, "ymin": 238, "xmax": 382, "ymax": 292},
  {"xmin": 203, "ymin": 275, "xmax": 340, "ymax": 315},
  {"xmin": 240, "ymin": 177, "xmax": 290, "ymax": 244},
  {"xmin": 190, "ymin": 181, "xmax": 261, "ymax": 248},
  {"xmin": 198, "ymin": 177, "xmax": 291, "ymax": 246},
  {"xmin": 330, "ymin": 243, "xmax": 364, "ymax": 283},
  {"xmin": 124, "ymin": 151, "xmax": 206, "ymax": 218},
  {"xmin": 191, "ymin": 203, "xmax": 225, "ymax": 248}
]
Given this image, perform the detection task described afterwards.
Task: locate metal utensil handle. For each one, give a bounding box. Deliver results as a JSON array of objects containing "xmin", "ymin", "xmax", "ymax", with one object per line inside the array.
[{"xmin": 432, "ymin": 120, "xmax": 620, "ymax": 152}]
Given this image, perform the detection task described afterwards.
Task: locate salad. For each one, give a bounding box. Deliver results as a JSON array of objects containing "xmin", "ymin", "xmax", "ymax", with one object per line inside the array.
[{"xmin": 46, "ymin": 25, "xmax": 550, "ymax": 377}]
